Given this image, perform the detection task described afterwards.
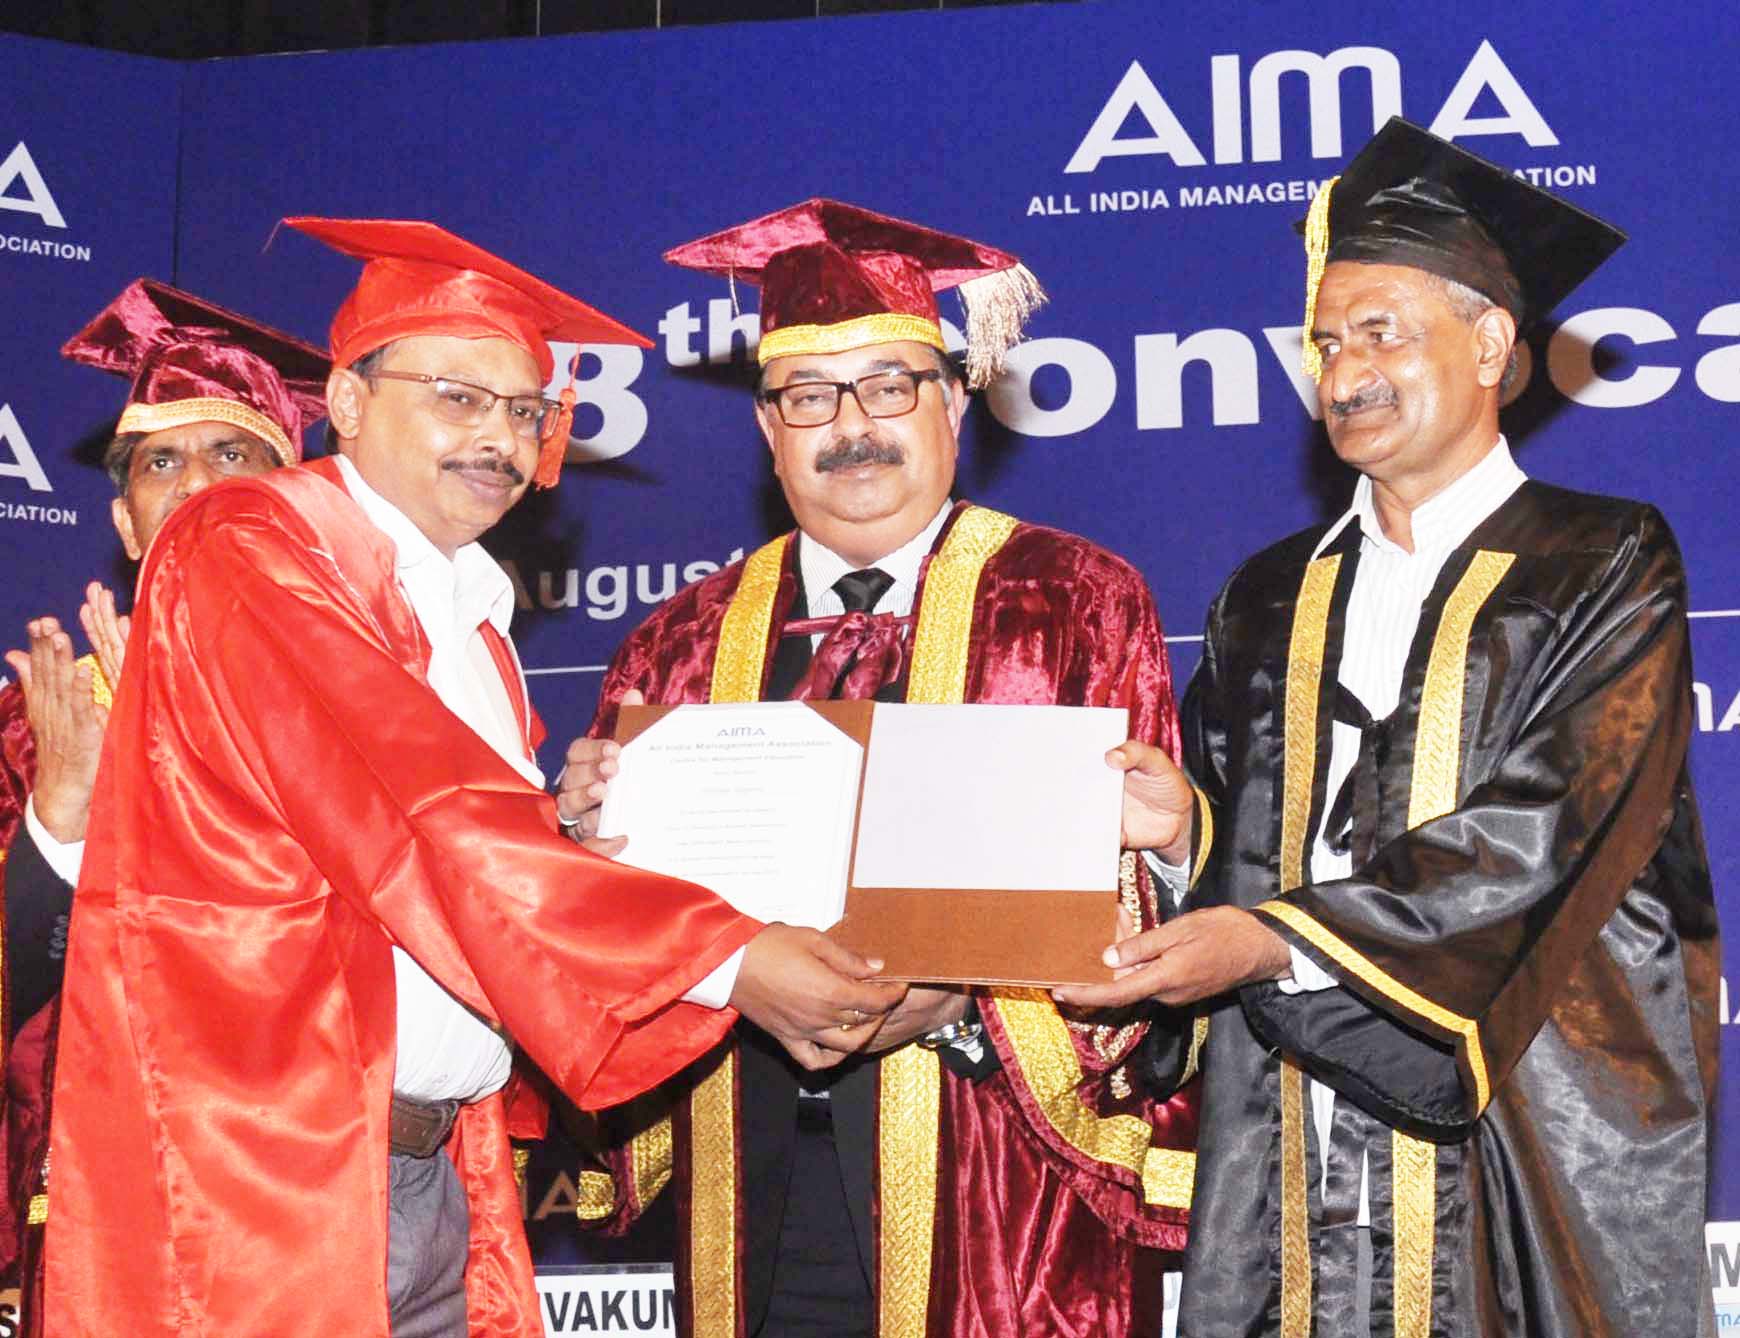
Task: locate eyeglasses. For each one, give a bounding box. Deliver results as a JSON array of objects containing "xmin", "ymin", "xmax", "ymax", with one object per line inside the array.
[
  {"xmin": 365, "ymin": 370, "xmax": 564, "ymax": 442},
  {"xmin": 759, "ymin": 368, "xmax": 945, "ymax": 428}
]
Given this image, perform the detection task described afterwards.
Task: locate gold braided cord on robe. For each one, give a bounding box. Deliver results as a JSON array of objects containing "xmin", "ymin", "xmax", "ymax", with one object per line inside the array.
[
  {"xmin": 1275, "ymin": 554, "xmax": 1338, "ymax": 1336},
  {"xmin": 689, "ymin": 1051, "xmax": 738, "ymax": 1338},
  {"xmin": 877, "ymin": 505, "xmax": 1016, "ymax": 1337},
  {"xmin": 1393, "ymin": 548, "xmax": 1516, "ymax": 1338}
]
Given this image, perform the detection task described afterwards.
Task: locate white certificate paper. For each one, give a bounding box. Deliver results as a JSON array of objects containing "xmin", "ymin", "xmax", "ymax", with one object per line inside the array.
[
  {"xmin": 597, "ymin": 702, "xmax": 863, "ymax": 930},
  {"xmin": 851, "ymin": 703, "xmax": 1127, "ymax": 892}
]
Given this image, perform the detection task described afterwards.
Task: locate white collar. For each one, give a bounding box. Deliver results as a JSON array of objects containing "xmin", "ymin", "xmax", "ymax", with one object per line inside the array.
[
  {"xmin": 1314, "ymin": 436, "xmax": 1527, "ymax": 561},
  {"xmin": 798, "ymin": 500, "xmax": 954, "ymax": 609},
  {"xmin": 334, "ymin": 453, "xmax": 515, "ymax": 637}
]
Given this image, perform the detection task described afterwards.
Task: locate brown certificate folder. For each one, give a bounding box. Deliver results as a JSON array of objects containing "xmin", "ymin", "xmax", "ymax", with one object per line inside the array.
[{"xmin": 614, "ymin": 701, "xmax": 1120, "ymax": 988}]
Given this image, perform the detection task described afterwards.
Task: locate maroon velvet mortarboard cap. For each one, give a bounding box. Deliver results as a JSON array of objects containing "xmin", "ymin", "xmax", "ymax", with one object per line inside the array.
[
  {"xmin": 665, "ymin": 199, "xmax": 1044, "ymax": 389},
  {"xmin": 61, "ymin": 278, "xmax": 329, "ymax": 466}
]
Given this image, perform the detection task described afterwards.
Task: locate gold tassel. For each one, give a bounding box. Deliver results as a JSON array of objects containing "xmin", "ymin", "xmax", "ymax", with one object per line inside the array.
[
  {"xmin": 958, "ymin": 263, "xmax": 1046, "ymax": 390},
  {"xmin": 1300, "ymin": 175, "xmax": 1339, "ymax": 381}
]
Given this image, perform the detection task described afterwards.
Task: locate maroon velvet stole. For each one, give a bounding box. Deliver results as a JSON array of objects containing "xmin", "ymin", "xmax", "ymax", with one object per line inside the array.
[{"xmin": 587, "ymin": 503, "xmax": 1199, "ymax": 1338}]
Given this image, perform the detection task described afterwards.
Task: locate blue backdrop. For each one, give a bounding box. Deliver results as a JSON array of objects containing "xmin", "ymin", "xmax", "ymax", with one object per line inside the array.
[{"xmin": 3, "ymin": 0, "xmax": 1737, "ymax": 1322}]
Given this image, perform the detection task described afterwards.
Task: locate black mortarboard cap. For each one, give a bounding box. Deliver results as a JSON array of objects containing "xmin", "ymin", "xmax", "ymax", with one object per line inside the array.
[{"xmin": 1298, "ymin": 117, "xmax": 1626, "ymax": 376}]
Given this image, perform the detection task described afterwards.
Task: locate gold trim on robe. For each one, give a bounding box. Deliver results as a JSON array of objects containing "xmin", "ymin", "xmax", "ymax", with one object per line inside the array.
[
  {"xmin": 1392, "ymin": 1129, "xmax": 1437, "ymax": 1338},
  {"xmin": 992, "ymin": 988, "xmax": 1194, "ymax": 1210},
  {"xmin": 710, "ymin": 537, "xmax": 788, "ymax": 705},
  {"xmin": 575, "ymin": 1171, "xmax": 615, "ymax": 1221},
  {"xmin": 878, "ymin": 1045, "xmax": 942, "ymax": 1338},
  {"xmin": 1278, "ymin": 1061, "xmax": 1312, "ymax": 1338},
  {"xmin": 905, "ymin": 507, "xmax": 1019, "ymax": 704},
  {"xmin": 1274, "ymin": 556, "xmax": 1337, "ymax": 1332},
  {"xmin": 1189, "ymin": 785, "xmax": 1215, "ymax": 890},
  {"xmin": 1178, "ymin": 1016, "xmax": 1210, "ymax": 1088},
  {"xmin": 76, "ymin": 653, "xmax": 113, "ymax": 708},
  {"xmin": 629, "ymin": 1118, "xmax": 674, "ymax": 1216},
  {"xmin": 1280, "ymin": 556, "xmax": 1341, "ymax": 893},
  {"xmin": 689, "ymin": 1050, "xmax": 738, "ymax": 1338},
  {"xmin": 1409, "ymin": 551, "xmax": 1515, "ymax": 831},
  {"xmin": 877, "ymin": 505, "xmax": 1016, "ymax": 1331},
  {"xmin": 1253, "ymin": 901, "xmax": 1490, "ymax": 1111},
  {"xmin": 1395, "ymin": 549, "xmax": 1511, "ymax": 1334}
]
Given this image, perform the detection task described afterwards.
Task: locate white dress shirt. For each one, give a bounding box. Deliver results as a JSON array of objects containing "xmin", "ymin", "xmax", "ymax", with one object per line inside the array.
[
  {"xmin": 336, "ymin": 454, "xmax": 532, "ymax": 1103},
  {"xmin": 23, "ymin": 793, "xmax": 84, "ymax": 886},
  {"xmin": 797, "ymin": 500, "xmax": 952, "ymax": 634}
]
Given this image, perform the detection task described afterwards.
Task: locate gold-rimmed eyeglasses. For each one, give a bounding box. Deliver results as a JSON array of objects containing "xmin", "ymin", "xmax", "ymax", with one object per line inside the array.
[{"xmin": 366, "ymin": 370, "xmax": 563, "ymax": 442}]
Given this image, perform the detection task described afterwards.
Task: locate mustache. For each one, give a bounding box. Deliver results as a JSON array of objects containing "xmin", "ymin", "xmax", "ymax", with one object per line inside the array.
[
  {"xmin": 814, "ymin": 435, "xmax": 905, "ymax": 474},
  {"xmin": 442, "ymin": 456, "xmax": 526, "ymax": 485},
  {"xmin": 1329, "ymin": 384, "xmax": 1398, "ymax": 418}
]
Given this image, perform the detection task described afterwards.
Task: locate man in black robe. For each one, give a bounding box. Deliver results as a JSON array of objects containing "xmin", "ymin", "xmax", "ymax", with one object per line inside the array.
[{"xmin": 1055, "ymin": 118, "xmax": 1720, "ymax": 1336}]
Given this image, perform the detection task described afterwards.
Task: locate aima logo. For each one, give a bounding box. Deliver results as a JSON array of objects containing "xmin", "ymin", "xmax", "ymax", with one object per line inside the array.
[
  {"xmin": 0, "ymin": 142, "xmax": 67, "ymax": 229},
  {"xmin": 1065, "ymin": 40, "xmax": 1553, "ymax": 174},
  {"xmin": 0, "ymin": 404, "xmax": 53, "ymax": 493}
]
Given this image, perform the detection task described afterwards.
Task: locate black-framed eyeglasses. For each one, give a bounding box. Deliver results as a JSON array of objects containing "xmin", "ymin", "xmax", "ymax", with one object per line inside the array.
[
  {"xmin": 365, "ymin": 369, "xmax": 564, "ymax": 442},
  {"xmin": 759, "ymin": 368, "xmax": 945, "ymax": 428}
]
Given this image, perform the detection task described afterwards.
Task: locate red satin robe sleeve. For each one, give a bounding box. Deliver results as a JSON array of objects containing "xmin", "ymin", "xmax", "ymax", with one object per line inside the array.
[
  {"xmin": 43, "ymin": 474, "xmax": 760, "ymax": 1338},
  {"xmin": 177, "ymin": 490, "xmax": 757, "ymax": 1104}
]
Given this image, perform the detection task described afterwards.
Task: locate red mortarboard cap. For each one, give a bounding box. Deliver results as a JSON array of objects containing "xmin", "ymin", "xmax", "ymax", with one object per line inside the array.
[
  {"xmin": 283, "ymin": 217, "xmax": 653, "ymax": 485},
  {"xmin": 1297, "ymin": 117, "xmax": 1625, "ymax": 377},
  {"xmin": 60, "ymin": 278, "xmax": 329, "ymax": 466},
  {"xmin": 283, "ymin": 217, "xmax": 652, "ymax": 377},
  {"xmin": 664, "ymin": 199, "xmax": 1044, "ymax": 389}
]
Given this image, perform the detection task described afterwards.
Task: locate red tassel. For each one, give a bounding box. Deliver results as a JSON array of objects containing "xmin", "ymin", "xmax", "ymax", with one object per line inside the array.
[{"xmin": 533, "ymin": 385, "xmax": 576, "ymax": 489}]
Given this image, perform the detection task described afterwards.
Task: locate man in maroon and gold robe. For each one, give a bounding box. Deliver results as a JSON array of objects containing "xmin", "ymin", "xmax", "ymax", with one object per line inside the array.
[
  {"xmin": 41, "ymin": 220, "xmax": 905, "ymax": 1338},
  {"xmin": 0, "ymin": 279, "xmax": 326, "ymax": 1334},
  {"xmin": 559, "ymin": 200, "xmax": 1196, "ymax": 1338}
]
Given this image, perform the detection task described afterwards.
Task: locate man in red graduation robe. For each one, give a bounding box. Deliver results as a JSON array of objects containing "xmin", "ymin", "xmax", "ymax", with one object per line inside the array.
[
  {"xmin": 42, "ymin": 220, "xmax": 904, "ymax": 1338},
  {"xmin": 558, "ymin": 201, "xmax": 1196, "ymax": 1338}
]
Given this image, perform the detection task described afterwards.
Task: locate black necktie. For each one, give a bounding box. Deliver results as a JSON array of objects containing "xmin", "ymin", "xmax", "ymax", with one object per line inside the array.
[
  {"xmin": 1323, "ymin": 683, "xmax": 1392, "ymax": 867},
  {"xmin": 833, "ymin": 567, "xmax": 894, "ymax": 614},
  {"xmin": 768, "ymin": 568, "xmax": 899, "ymax": 700}
]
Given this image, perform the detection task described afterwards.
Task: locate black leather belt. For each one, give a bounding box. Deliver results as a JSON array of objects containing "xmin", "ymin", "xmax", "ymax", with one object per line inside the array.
[{"xmin": 389, "ymin": 1093, "xmax": 460, "ymax": 1158}]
